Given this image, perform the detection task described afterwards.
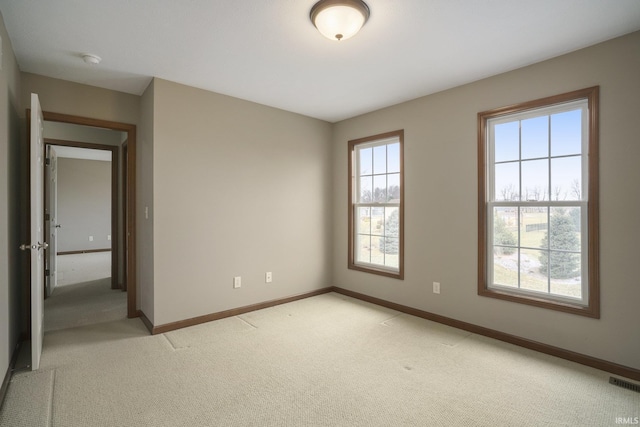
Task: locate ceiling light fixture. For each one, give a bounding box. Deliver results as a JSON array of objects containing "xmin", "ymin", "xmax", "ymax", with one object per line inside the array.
[
  {"xmin": 310, "ymin": 0, "xmax": 370, "ymax": 42},
  {"xmin": 82, "ymin": 54, "xmax": 101, "ymax": 65}
]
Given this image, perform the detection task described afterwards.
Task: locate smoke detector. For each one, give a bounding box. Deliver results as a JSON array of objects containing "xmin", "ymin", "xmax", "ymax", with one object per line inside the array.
[{"xmin": 82, "ymin": 54, "xmax": 101, "ymax": 65}]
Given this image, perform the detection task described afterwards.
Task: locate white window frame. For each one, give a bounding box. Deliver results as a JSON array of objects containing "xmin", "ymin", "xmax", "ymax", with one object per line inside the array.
[
  {"xmin": 348, "ymin": 130, "xmax": 404, "ymax": 279},
  {"xmin": 478, "ymin": 88, "xmax": 599, "ymax": 318}
]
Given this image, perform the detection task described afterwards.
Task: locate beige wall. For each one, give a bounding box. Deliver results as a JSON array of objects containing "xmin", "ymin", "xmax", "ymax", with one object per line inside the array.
[
  {"xmin": 0, "ymin": 11, "xmax": 22, "ymax": 383},
  {"xmin": 21, "ymin": 73, "xmax": 140, "ymax": 124},
  {"xmin": 150, "ymin": 78, "xmax": 333, "ymax": 325},
  {"xmin": 56, "ymin": 158, "xmax": 111, "ymax": 252},
  {"xmin": 332, "ymin": 31, "xmax": 640, "ymax": 370},
  {"xmin": 44, "ymin": 121, "xmax": 124, "ymax": 146}
]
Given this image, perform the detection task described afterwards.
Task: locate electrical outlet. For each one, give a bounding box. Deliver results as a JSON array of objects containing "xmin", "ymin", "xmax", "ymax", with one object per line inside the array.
[
  {"xmin": 107, "ymin": 234, "xmax": 111, "ymax": 241},
  {"xmin": 265, "ymin": 272, "xmax": 272, "ymax": 283},
  {"xmin": 433, "ymin": 282, "xmax": 441, "ymax": 294},
  {"xmin": 89, "ymin": 236, "xmax": 94, "ymax": 242},
  {"xmin": 233, "ymin": 276, "xmax": 241, "ymax": 289}
]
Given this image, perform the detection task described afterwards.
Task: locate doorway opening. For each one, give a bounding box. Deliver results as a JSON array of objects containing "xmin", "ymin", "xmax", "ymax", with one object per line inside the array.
[
  {"xmin": 42, "ymin": 112, "xmax": 137, "ymax": 319},
  {"xmin": 44, "ymin": 140, "xmax": 125, "ymax": 331},
  {"xmin": 24, "ymin": 110, "xmax": 137, "ymax": 337}
]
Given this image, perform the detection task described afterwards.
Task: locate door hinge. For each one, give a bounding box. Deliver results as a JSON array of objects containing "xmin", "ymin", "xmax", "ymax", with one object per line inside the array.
[
  {"xmin": 44, "ymin": 213, "xmax": 50, "ymax": 221},
  {"xmin": 45, "ymin": 158, "xmax": 51, "ymax": 166},
  {"xmin": 45, "ymin": 269, "xmax": 50, "ymax": 277}
]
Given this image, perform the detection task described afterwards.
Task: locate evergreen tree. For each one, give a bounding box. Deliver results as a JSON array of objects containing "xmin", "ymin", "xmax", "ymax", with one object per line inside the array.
[
  {"xmin": 569, "ymin": 208, "xmax": 581, "ymax": 232},
  {"xmin": 379, "ymin": 209, "xmax": 399, "ymax": 254},
  {"xmin": 539, "ymin": 211, "xmax": 580, "ymax": 279},
  {"xmin": 494, "ymin": 216, "xmax": 517, "ymax": 255}
]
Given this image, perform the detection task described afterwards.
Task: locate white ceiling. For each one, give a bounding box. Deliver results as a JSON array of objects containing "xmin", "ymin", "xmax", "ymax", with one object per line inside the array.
[{"xmin": 2, "ymin": 1, "xmax": 640, "ymax": 123}]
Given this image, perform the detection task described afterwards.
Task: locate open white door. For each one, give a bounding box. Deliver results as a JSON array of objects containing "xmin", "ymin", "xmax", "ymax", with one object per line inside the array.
[
  {"xmin": 21, "ymin": 93, "xmax": 46, "ymax": 370},
  {"xmin": 45, "ymin": 145, "xmax": 59, "ymax": 297}
]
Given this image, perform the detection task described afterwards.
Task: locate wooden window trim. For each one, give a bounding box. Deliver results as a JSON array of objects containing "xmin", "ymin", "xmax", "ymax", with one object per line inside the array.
[
  {"xmin": 477, "ymin": 87, "xmax": 599, "ymax": 318},
  {"xmin": 348, "ymin": 130, "xmax": 404, "ymax": 280}
]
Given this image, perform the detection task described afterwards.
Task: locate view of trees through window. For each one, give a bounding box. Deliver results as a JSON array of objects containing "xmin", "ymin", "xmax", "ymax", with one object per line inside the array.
[
  {"xmin": 493, "ymin": 206, "xmax": 582, "ymax": 298},
  {"xmin": 355, "ymin": 141, "xmax": 401, "ymax": 270},
  {"xmin": 349, "ymin": 131, "xmax": 403, "ymax": 278},
  {"xmin": 489, "ymin": 102, "xmax": 587, "ymax": 301}
]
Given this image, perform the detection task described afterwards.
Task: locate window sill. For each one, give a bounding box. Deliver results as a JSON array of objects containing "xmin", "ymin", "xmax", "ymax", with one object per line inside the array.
[
  {"xmin": 478, "ymin": 286, "xmax": 599, "ymax": 318},
  {"xmin": 349, "ymin": 263, "xmax": 404, "ymax": 280}
]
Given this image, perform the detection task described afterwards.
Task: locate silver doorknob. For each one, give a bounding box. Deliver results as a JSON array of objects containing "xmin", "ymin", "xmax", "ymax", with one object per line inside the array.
[{"xmin": 19, "ymin": 242, "xmax": 49, "ymax": 251}]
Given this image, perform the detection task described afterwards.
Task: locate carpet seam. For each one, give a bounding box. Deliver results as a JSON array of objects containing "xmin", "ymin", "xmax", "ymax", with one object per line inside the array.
[
  {"xmin": 47, "ymin": 369, "xmax": 56, "ymax": 427},
  {"xmin": 161, "ymin": 333, "xmax": 178, "ymax": 351},
  {"xmin": 441, "ymin": 332, "xmax": 474, "ymax": 348},
  {"xmin": 236, "ymin": 315, "xmax": 258, "ymax": 329},
  {"xmin": 380, "ymin": 313, "xmax": 404, "ymax": 326}
]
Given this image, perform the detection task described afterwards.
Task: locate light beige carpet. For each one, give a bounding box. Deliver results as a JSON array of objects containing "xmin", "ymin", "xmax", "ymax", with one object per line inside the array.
[
  {"xmin": 1, "ymin": 293, "xmax": 638, "ymax": 426},
  {"xmin": 55, "ymin": 252, "xmax": 112, "ymax": 287},
  {"xmin": 44, "ymin": 277, "xmax": 127, "ymax": 332}
]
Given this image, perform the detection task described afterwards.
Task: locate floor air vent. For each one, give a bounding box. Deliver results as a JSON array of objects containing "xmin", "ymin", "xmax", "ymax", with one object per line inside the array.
[{"xmin": 610, "ymin": 377, "xmax": 640, "ymax": 393}]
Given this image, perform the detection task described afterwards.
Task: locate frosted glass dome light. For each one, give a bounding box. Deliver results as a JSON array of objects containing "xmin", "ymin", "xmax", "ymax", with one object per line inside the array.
[{"xmin": 310, "ymin": 0, "xmax": 370, "ymax": 41}]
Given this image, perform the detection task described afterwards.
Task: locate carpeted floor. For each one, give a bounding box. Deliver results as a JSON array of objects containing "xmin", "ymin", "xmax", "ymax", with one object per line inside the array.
[
  {"xmin": 55, "ymin": 252, "xmax": 112, "ymax": 287},
  {"xmin": 44, "ymin": 277, "xmax": 127, "ymax": 332},
  {"xmin": 1, "ymin": 293, "xmax": 638, "ymax": 426}
]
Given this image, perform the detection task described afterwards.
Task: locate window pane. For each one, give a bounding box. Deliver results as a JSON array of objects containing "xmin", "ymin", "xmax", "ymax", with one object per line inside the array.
[
  {"xmin": 387, "ymin": 143, "xmax": 400, "ymax": 173},
  {"xmin": 520, "ymin": 248, "xmax": 547, "ymax": 293},
  {"xmin": 356, "ymin": 235, "xmax": 371, "ymax": 264},
  {"xmin": 373, "ymin": 145, "xmax": 386, "ymax": 174},
  {"xmin": 521, "ymin": 116, "xmax": 549, "ymax": 159},
  {"xmin": 356, "ymin": 207, "xmax": 371, "ymax": 235},
  {"xmin": 359, "ymin": 147, "xmax": 372, "ymax": 176},
  {"xmin": 373, "ymin": 175, "xmax": 387, "ymax": 202},
  {"xmin": 370, "ymin": 236, "xmax": 384, "ymax": 265},
  {"xmin": 495, "ymin": 162, "xmax": 519, "ymax": 201},
  {"xmin": 520, "ymin": 207, "xmax": 548, "ymax": 248},
  {"xmin": 380, "ymin": 237, "xmax": 399, "ymax": 256},
  {"xmin": 493, "ymin": 247, "xmax": 518, "ymax": 288},
  {"xmin": 493, "ymin": 206, "xmax": 518, "ymax": 288},
  {"xmin": 371, "ymin": 207, "xmax": 384, "ymax": 236},
  {"xmin": 359, "ymin": 176, "xmax": 372, "ymax": 202},
  {"xmin": 551, "ymin": 109, "xmax": 582, "ymax": 157},
  {"xmin": 551, "ymin": 156, "xmax": 582, "ymax": 201},
  {"xmin": 495, "ymin": 121, "xmax": 519, "ymax": 162},
  {"xmin": 549, "ymin": 208, "xmax": 580, "ymax": 251},
  {"xmin": 493, "ymin": 207, "xmax": 517, "ymax": 248},
  {"xmin": 550, "ymin": 256, "xmax": 582, "ymax": 299},
  {"xmin": 383, "ymin": 238, "xmax": 399, "ymax": 269},
  {"xmin": 388, "ymin": 173, "xmax": 400, "ymax": 201},
  {"xmin": 522, "ymin": 159, "xmax": 548, "ymax": 201},
  {"xmin": 564, "ymin": 206, "xmax": 582, "ymax": 245},
  {"xmin": 549, "ymin": 250, "xmax": 581, "ymax": 284},
  {"xmin": 385, "ymin": 207, "xmax": 399, "ymax": 238}
]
